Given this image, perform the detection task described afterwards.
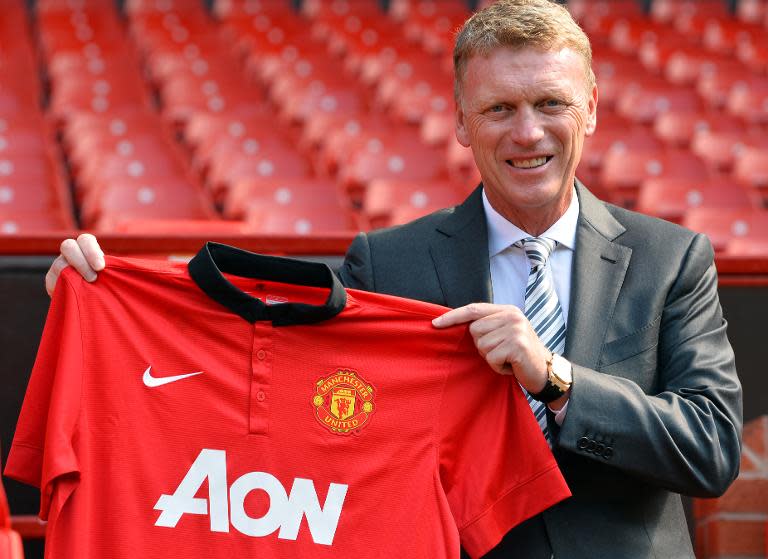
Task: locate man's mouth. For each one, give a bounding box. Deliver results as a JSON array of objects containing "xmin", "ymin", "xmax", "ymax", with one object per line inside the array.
[{"xmin": 507, "ymin": 156, "xmax": 552, "ymax": 169}]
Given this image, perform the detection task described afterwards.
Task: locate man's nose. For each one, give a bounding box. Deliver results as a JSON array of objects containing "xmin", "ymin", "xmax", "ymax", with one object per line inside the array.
[{"xmin": 508, "ymin": 107, "xmax": 545, "ymax": 145}]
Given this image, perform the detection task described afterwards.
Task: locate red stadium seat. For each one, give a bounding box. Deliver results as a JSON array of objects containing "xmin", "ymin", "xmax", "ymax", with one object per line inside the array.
[
  {"xmin": 420, "ymin": 111, "xmax": 455, "ymax": 147},
  {"xmin": 245, "ymin": 201, "xmax": 358, "ymax": 235},
  {"xmin": 0, "ymin": 208, "xmax": 75, "ymax": 233},
  {"xmin": 362, "ymin": 178, "xmax": 466, "ymax": 229},
  {"xmin": 661, "ymin": 49, "xmax": 735, "ymax": 87},
  {"xmin": 696, "ymin": 63, "xmax": 760, "ymax": 109},
  {"xmin": 653, "ymin": 110, "xmax": 723, "ymax": 148},
  {"xmin": 702, "ymin": 20, "xmax": 764, "ymax": 55},
  {"xmin": 591, "ymin": 51, "xmax": 666, "ymax": 111},
  {"xmin": 212, "ymin": 0, "xmax": 296, "ymax": 21},
  {"xmin": 374, "ymin": 56, "xmax": 452, "ymax": 122},
  {"xmin": 600, "ymin": 148, "xmax": 710, "ymax": 207},
  {"xmin": 682, "ymin": 208, "xmax": 768, "ymax": 252},
  {"xmin": 726, "ymin": 236, "xmax": 768, "ymax": 257},
  {"xmin": 616, "ymin": 85, "xmax": 704, "ymax": 125},
  {"xmin": 335, "ymin": 21, "xmax": 409, "ymax": 76},
  {"xmin": 223, "ymin": 177, "xmax": 343, "ymax": 220},
  {"xmin": 390, "ymin": 0, "xmax": 469, "ymax": 22},
  {"xmin": 673, "ymin": 9, "xmax": 727, "ymax": 39},
  {"xmin": 278, "ymin": 83, "xmax": 367, "ymax": 128},
  {"xmin": 581, "ymin": 121, "xmax": 662, "ymax": 173},
  {"xmin": 69, "ymin": 134, "xmax": 184, "ymax": 181},
  {"xmin": 726, "ymin": 78, "xmax": 768, "ymax": 124},
  {"xmin": 204, "ymin": 137, "xmax": 313, "ymax": 202},
  {"xmin": 735, "ymin": 0, "xmax": 768, "ymax": 24},
  {"xmin": 385, "ymin": 203, "xmax": 445, "ymax": 227},
  {"xmin": 636, "ymin": 178, "xmax": 761, "ymax": 224},
  {"xmin": 691, "ymin": 124, "xmax": 766, "ymax": 173},
  {"xmin": 737, "ymin": 41, "xmax": 768, "ymax": 74},
  {"xmin": 76, "ymin": 145, "xmax": 191, "ymax": 204},
  {"xmin": 609, "ymin": 17, "xmax": 677, "ymax": 56},
  {"xmin": 110, "ymin": 218, "xmax": 252, "ymax": 234},
  {"xmin": 338, "ymin": 136, "xmax": 448, "ymax": 205},
  {"xmin": 733, "ymin": 146, "xmax": 768, "ymax": 193},
  {"xmin": 81, "ymin": 177, "xmax": 216, "ymax": 230},
  {"xmin": 567, "ymin": 1, "xmax": 643, "ymax": 33},
  {"xmin": 299, "ymin": 111, "xmax": 392, "ymax": 162},
  {"xmin": 651, "ymin": 0, "xmax": 729, "ymax": 24},
  {"xmin": 357, "ymin": 44, "xmax": 435, "ymax": 90},
  {"xmin": 318, "ymin": 117, "xmax": 414, "ymax": 177},
  {"xmin": 159, "ymin": 76, "xmax": 268, "ymax": 126},
  {"xmin": 445, "ymin": 138, "xmax": 481, "ymax": 189}
]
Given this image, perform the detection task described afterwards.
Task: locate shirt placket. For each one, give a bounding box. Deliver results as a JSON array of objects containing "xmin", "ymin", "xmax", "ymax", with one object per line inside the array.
[{"xmin": 250, "ymin": 323, "xmax": 273, "ymax": 434}]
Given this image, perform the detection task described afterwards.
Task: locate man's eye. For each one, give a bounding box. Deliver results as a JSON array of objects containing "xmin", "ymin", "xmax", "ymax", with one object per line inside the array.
[
  {"xmin": 543, "ymin": 99, "xmax": 562, "ymax": 107},
  {"xmin": 489, "ymin": 105, "xmax": 505, "ymax": 112}
]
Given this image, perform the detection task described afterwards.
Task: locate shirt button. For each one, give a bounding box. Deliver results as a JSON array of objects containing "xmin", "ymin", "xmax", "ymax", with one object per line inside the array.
[
  {"xmin": 256, "ymin": 350, "xmax": 266, "ymax": 360},
  {"xmin": 257, "ymin": 390, "xmax": 266, "ymax": 401}
]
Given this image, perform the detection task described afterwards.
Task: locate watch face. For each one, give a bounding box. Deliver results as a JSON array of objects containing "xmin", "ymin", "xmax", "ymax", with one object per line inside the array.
[{"xmin": 552, "ymin": 355, "xmax": 573, "ymax": 384}]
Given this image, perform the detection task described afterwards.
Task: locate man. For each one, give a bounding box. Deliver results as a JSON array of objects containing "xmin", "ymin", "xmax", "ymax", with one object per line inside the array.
[{"xmin": 45, "ymin": 1, "xmax": 742, "ymax": 557}]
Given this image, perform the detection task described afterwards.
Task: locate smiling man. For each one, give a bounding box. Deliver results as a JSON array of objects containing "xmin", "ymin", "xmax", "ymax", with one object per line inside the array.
[{"xmin": 45, "ymin": 1, "xmax": 742, "ymax": 558}]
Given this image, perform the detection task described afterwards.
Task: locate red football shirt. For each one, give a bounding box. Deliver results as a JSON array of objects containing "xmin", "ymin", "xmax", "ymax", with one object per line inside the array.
[{"xmin": 6, "ymin": 243, "xmax": 569, "ymax": 558}]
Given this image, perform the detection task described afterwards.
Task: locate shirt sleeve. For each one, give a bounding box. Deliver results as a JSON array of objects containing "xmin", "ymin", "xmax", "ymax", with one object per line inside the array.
[
  {"xmin": 4, "ymin": 273, "xmax": 83, "ymax": 520},
  {"xmin": 437, "ymin": 328, "xmax": 571, "ymax": 559}
]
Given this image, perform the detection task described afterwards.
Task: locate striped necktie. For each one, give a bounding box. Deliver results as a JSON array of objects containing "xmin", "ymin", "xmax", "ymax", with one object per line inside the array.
[{"xmin": 516, "ymin": 237, "xmax": 567, "ymax": 443}]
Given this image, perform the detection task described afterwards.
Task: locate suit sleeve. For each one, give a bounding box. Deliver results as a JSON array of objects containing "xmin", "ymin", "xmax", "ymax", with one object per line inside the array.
[
  {"xmin": 4, "ymin": 273, "xmax": 83, "ymax": 519},
  {"xmin": 557, "ymin": 233, "xmax": 742, "ymax": 498},
  {"xmin": 336, "ymin": 232, "xmax": 374, "ymax": 290}
]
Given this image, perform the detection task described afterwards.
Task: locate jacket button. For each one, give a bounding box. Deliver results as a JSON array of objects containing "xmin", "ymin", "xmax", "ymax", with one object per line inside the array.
[
  {"xmin": 602, "ymin": 446, "xmax": 614, "ymax": 460},
  {"xmin": 577, "ymin": 436, "xmax": 589, "ymax": 450},
  {"xmin": 594, "ymin": 443, "xmax": 605, "ymax": 455},
  {"xmin": 586, "ymin": 440, "xmax": 597, "ymax": 453}
]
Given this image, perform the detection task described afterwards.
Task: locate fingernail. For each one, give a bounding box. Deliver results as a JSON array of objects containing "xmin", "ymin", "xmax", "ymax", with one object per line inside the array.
[
  {"xmin": 86, "ymin": 273, "xmax": 97, "ymax": 282},
  {"xmin": 432, "ymin": 317, "xmax": 442, "ymax": 327}
]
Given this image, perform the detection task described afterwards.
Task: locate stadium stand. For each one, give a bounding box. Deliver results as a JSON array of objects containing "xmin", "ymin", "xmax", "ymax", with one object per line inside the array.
[
  {"xmin": 683, "ymin": 208, "xmax": 768, "ymax": 253},
  {"xmin": 0, "ymin": 0, "xmax": 764, "ymax": 252}
]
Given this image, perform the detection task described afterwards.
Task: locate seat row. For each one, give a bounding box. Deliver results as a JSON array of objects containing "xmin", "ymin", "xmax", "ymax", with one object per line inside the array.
[{"xmin": 0, "ymin": 0, "xmax": 766, "ymax": 257}]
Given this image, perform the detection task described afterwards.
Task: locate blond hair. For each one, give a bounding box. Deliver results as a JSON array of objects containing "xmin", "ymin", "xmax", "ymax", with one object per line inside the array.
[{"xmin": 453, "ymin": 0, "xmax": 595, "ymax": 100}]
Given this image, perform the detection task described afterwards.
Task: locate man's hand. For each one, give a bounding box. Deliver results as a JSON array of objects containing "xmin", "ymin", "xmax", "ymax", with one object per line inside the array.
[
  {"xmin": 45, "ymin": 233, "xmax": 105, "ymax": 296},
  {"xmin": 432, "ymin": 303, "xmax": 551, "ymax": 395}
]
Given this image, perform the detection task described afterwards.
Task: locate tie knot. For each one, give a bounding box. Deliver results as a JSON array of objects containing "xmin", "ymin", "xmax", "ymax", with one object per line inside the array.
[{"xmin": 517, "ymin": 237, "xmax": 557, "ymax": 267}]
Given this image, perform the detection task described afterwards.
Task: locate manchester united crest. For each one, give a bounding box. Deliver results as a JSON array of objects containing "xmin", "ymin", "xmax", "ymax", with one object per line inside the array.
[{"xmin": 313, "ymin": 369, "xmax": 375, "ymax": 435}]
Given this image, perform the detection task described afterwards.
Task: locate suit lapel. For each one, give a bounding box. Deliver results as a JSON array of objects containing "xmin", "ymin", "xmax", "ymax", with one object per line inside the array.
[
  {"xmin": 426, "ymin": 182, "xmax": 632, "ymax": 371},
  {"xmin": 429, "ymin": 186, "xmax": 493, "ymax": 308},
  {"xmin": 565, "ymin": 183, "xmax": 632, "ymax": 369}
]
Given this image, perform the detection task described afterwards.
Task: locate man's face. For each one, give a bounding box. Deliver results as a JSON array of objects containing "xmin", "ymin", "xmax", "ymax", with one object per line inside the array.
[{"xmin": 455, "ymin": 47, "xmax": 597, "ymax": 229}]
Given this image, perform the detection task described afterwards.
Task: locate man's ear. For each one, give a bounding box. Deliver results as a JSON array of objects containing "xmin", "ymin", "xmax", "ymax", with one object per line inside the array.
[
  {"xmin": 585, "ymin": 84, "xmax": 598, "ymax": 137},
  {"xmin": 455, "ymin": 100, "xmax": 471, "ymax": 147}
]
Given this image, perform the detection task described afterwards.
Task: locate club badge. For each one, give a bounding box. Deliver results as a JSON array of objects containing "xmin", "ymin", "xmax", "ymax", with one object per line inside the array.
[{"xmin": 313, "ymin": 369, "xmax": 375, "ymax": 435}]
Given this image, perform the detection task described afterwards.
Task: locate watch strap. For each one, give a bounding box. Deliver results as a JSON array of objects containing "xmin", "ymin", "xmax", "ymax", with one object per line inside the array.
[{"xmin": 529, "ymin": 353, "xmax": 569, "ymax": 403}]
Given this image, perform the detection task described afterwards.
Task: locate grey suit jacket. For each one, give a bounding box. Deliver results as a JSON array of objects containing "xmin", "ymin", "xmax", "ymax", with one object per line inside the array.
[{"xmin": 338, "ymin": 182, "xmax": 743, "ymax": 559}]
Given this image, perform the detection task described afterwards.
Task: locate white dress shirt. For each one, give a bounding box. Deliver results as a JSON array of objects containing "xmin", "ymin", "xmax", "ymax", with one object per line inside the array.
[{"xmin": 482, "ymin": 187, "xmax": 579, "ymax": 423}]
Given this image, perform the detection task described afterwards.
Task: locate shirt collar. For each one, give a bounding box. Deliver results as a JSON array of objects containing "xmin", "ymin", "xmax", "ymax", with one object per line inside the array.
[
  {"xmin": 483, "ymin": 187, "xmax": 580, "ymax": 257},
  {"xmin": 188, "ymin": 242, "xmax": 347, "ymax": 325}
]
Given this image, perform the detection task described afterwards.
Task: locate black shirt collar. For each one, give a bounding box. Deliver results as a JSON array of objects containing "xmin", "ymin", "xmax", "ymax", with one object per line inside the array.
[{"xmin": 188, "ymin": 242, "xmax": 346, "ymax": 326}]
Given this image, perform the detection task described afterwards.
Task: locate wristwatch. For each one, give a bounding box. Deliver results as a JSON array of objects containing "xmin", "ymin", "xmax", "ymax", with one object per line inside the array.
[{"xmin": 529, "ymin": 353, "xmax": 573, "ymax": 403}]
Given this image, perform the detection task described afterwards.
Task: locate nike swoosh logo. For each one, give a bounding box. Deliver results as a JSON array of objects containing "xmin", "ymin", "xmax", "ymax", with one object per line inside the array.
[{"xmin": 142, "ymin": 366, "xmax": 203, "ymax": 388}]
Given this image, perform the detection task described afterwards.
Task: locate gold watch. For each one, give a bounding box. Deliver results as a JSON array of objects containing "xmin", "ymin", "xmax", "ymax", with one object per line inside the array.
[{"xmin": 530, "ymin": 353, "xmax": 572, "ymax": 403}]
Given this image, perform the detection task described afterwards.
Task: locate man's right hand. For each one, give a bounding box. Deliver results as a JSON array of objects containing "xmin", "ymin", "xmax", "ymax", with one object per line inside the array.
[{"xmin": 46, "ymin": 233, "xmax": 106, "ymax": 296}]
